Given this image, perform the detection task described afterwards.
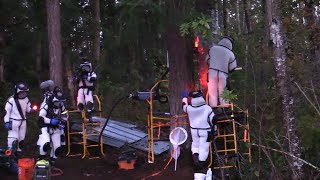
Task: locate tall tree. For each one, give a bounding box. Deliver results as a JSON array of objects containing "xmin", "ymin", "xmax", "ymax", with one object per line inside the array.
[
  {"xmin": 166, "ymin": 0, "xmax": 195, "ymax": 129},
  {"xmin": 0, "ymin": 32, "xmax": 4, "ymax": 82},
  {"xmin": 243, "ymin": 0, "xmax": 252, "ymax": 33},
  {"xmin": 222, "ymin": 0, "xmax": 229, "ymax": 34},
  {"xmin": 35, "ymin": 35, "xmax": 42, "ymax": 85},
  {"xmin": 236, "ymin": 0, "xmax": 242, "ymax": 34},
  {"xmin": 46, "ymin": 0, "xmax": 63, "ymax": 86},
  {"xmin": 91, "ymin": 0, "xmax": 101, "ymax": 62},
  {"xmin": 267, "ymin": 0, "xmax": 304, "ymax": 179},
  {"xmin": 303, "ymin": 0, "xmax": 320, "ymax": 91},
  {"xmin": 211, "ymin": 0, "xmax": 220, "ymax": 41}
]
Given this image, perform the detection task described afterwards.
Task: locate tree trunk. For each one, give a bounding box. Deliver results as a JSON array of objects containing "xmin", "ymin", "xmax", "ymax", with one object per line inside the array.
[
  {"xmin": 236, "ymin": 0, "xmax": 242, "ymax": 35},
  {"xmin": 222, "ymin": 0, "xmax": 229, "ymax": 34},
  {"xmin": 35, "ymin": 35, "xmax": 42, "ymax": 85},
  {"xmin": 165, "ymin": 0, "xmax": 195, "ymax": 131},
  {"xmin": 262, "ymin": 0, "xmax": 271, "ymax": 44},
  {"xmin": 46, "ymin": 0, "xmax": 63, "ymax": 87},
  {"xmin": 0, "ymin": 57, "xmax": 4, "ymax": 82},
  {"xmin": 211, "ymin": 0, "xmax": 220, "ymax": 43},
  {"xmin": 303, "ymin": 0, "xmax": 320, "ymax": 97},
  {"xmin": 267, "ymin": 0, "xmax": 304, "ymax": 179},
  {"xmin": 92, "ymin": 0, "xmax": 101, "ymax": 63},
  {"xmin": 0, "ymin": 32, "xmax": 5, "ymax": 82},
  {"xmin": 243, "ymin": 0, "xmax": 252, "ymax": 33},
  {"xmin": 166, "ymin": 24, "xmax": 195, "ymax": 136},
  {"xmin": 64, "ymin": 52, "xmax": 76, "ymax": 108}
]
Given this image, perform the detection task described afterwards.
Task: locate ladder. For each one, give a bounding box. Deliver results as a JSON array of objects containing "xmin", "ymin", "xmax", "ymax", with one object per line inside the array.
[
  {"xmin": 146, "ymin": 80, "xmax": 188, "ymax": 163},
  {"xmin": 211, "ymin": 103, "xmax": 251, "ymax": 173},
  {"xmin": 146, "ymin": 80, "xmax": 169, "ymax": 163},
  {"xmin": 66, "ymin": 95, "xmax": 105, "ymax": 159}
]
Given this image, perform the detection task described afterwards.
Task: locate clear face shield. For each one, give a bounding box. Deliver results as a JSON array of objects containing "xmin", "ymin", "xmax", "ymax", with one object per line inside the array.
[
  {"xmin": 18, "ymin": 91, "xmax": 28, "ymax": 99},
  {"xmin": 81, "ymin": 65, "xmax": 91, "ymax": 73}
]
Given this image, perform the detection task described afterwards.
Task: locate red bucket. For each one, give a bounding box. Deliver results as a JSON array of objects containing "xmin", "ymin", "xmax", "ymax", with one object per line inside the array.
[{"xmin": 18, "ymin": 158, "xmax": 35, "ymax": 180}]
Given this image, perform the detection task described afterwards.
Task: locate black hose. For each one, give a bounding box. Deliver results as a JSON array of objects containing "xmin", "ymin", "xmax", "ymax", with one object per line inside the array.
[{"xmin": 98, "ymin": 95, "xmax": 129, "ymax": 152}]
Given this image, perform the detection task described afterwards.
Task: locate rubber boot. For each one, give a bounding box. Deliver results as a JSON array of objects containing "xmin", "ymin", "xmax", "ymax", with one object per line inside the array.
[
  {"xmin": 14, "ymin": 151, "xmax": 22, "ymax": 159},
  {"xmin": 49, "ymin": 157, "xmax": 57, "ymax": 165},
  {"xmin": 194, "ymin": 173, "xmax": 206, "ymax": 180}
]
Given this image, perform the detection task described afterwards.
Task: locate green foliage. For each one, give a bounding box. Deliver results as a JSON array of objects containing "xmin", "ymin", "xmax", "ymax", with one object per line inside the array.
[
  {"xmin": 179, "ymin": 14, "xmax": 211, "ymax": 39},
  {"xmin": 221, "ymin": 89, "xmax": 238, "ymax": 102}
]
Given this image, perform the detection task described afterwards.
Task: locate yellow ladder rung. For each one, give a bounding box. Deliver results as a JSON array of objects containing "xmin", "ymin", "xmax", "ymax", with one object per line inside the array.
[
  {"xmin": 69, "ymin": 132, "xmax": 83, "ymax": 135},
  {"xmin": 152, "ymin": 117, "xmax": 171, "ymax": 120},
  {"xmin": 216, "ymin": 149, "xmax": 237, "ymax": 152},
  {"xmin": 70, "ymin": 142, "xmax": 83, "ymax": 145},
  {"xmin": 67, "ymin": 154, "xmax": 82, "ymax": 157},
  {"xmin": 217, "ymin": 120, "xmax": 234, "ymax": 123},
  {"xmin": 84, "ymin": 122, "xmax": 101, "ymax": 125},
  {"xmin": 216, "ymin": 134, "xmax": 236, "ymax": 138},
  {"xmin": 86, "ymin": 145, "xmax": 99, "ymax": 148},
  {"xmin": 84, "ymin": 133, "xmax": 100, "ymax": 136},
  {"xmin": 214, "ymin": 104, "xmax": 233, "ymax": 108},
  {"xmin": 213, "ymin": 165, "xmax": 235, "ymax": 169}
]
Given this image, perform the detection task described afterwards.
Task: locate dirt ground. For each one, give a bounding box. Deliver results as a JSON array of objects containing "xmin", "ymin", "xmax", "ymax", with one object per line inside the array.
[{"xmin": 0, "ymin": 144, "xmax": 195, "ymax": 180}]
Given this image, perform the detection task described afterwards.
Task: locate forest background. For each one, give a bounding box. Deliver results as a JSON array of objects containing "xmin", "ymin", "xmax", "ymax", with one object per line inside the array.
[{"xmin": 0, "ymin": 0, "xmax": 319, "ymax": 179}]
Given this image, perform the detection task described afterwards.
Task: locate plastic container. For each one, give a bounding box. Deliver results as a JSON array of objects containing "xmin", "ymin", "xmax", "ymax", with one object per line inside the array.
[
  {"xmin": 33, "ymin": 160, "xmax": 51, "ymax": 180},
  {"xmin": 18, "ymin": 158, "xmax": 35, "ymax": 180},
  {"xmin": 205, "ymin": 168, "xmax": 213, "ymax": 180},
  {"xmin": 117, "ymin": 150, "xmax": 137, "ymax": 170}
]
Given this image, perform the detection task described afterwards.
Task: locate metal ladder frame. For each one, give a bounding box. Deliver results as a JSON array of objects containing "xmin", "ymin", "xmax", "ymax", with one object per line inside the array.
[{"xmin": 66, "ymin": 95, "xmax": 105, "ymax": 159}]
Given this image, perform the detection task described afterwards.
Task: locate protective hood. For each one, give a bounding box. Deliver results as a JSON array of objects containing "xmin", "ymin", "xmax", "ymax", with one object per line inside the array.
[
  {"xmin": 80, "ymin": 62, "xmax": 92, "ymax": 72},
  {"xmin": 40, "ymin": 80, "xmax": 54, "ymax": 93},
  {"xmin": 49, "ymin": 88, "xmax": 66, "ymax": 108},
  {"xmin": 191, "ymin": 96, "xmax": 206, "ymax": 106},
  {"xmin": 218, "ymin": 37, "xmax": 233, "ymax": 50},
  {"xmin": 14, "ymin": 82, "xmax": 29, "ymax": 99},
  {"xmin": 80, "ymin": 58, "xmax": 92, "ymax": 73}
]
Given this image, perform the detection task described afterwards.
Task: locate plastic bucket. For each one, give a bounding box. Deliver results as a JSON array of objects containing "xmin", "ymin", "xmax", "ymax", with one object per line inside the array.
[{"xmin": 18, "ymin": 158, "xmax": 35, "ymax": 180}]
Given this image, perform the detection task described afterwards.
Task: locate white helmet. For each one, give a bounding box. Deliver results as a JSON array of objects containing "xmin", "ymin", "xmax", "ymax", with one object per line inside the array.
[
  {"xmin": 80, "ymin": 58, "xmax": 92, "ymax": 73},
  {"xmin": 14, "ymin": 82, "xmax": 29, "ymax": 99}
]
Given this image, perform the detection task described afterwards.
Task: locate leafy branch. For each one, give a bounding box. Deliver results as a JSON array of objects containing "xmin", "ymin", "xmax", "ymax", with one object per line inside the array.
[
  {"xmin": 221, "ymin": 89, "xmax": 238, "ymax": 102},
  {"xmin": 179, "ymin": 14, "xmax": 211, "ymax": 39}
]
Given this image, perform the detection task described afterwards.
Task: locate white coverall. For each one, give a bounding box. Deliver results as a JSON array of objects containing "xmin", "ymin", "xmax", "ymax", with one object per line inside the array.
[
  {"xmin": 40, "ymin": 92, "xmax": 66, "ymax": 146},
  {"xmin": 4, "ymin": 96, "xmax": 32, "ymax": 152},
  {"xmin": 37, "ymin": 103, "xmax": 68, "ymax": 160},
  {"xmin": 77, "ymin": 71, "xmax": 97, "ymax": 112},
  {"xmin": 207, "ymin": 37, "xmax": 237, "ymax": 107},
  {"xmin": 182, "ymin": 95, "xmax": 215, "ymax": 180}
]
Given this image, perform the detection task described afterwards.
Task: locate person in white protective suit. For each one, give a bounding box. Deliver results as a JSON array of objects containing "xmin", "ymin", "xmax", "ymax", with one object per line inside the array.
[
  {"xmin": 3, "ymin": 82, "xmax": 35, "ymax": 157},
  {"xmin": 182, "ymin": 90, "xmax": 215, "ymax": 180},
  {"xmin": 40, "ymin": 81, "xmax": 67, "ymax": 148},
  {"xmin": 74, "ymin": 58, "xmax": 97, "ymax": 113},
  {"xmin": 37, "ymin": 88, "xmax": 68, "ymax": 165},
  {"xmin": 206, "ymin": 36, "xmax": 237, "ymax": 108}
]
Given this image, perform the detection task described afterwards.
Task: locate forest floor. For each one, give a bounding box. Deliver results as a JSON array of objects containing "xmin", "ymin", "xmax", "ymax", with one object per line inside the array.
[{"xmin": 0, "ymin": 143, "xmax": 195, "ymax": 180}]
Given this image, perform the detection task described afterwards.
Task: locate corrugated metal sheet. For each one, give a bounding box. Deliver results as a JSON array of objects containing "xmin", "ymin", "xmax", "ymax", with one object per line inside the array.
[
  {"xmin": 70, "ymin": 116, "xmax": 170, "ymax": 154},
  {"xmin": 129, "ymin": 137, "xmax": 170, "ymax": 155}
]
